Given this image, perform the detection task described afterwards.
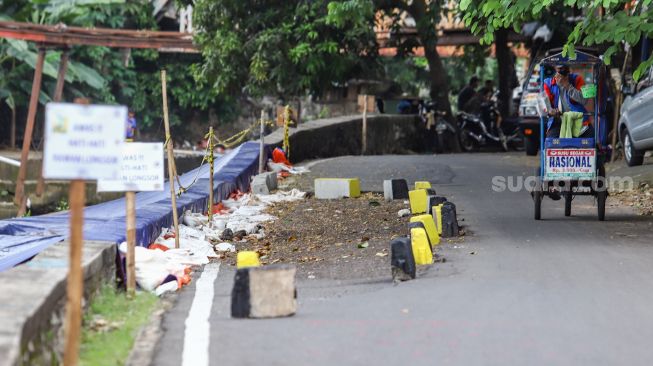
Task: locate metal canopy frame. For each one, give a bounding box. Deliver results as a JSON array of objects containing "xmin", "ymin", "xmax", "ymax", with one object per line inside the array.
[
  {"xmin": 0, "ymin": 20, "xmax": 197, "ymax": 215},
  {"xmin": 0, "ymin": 21, "xmax": 197, "ymax": 52}
]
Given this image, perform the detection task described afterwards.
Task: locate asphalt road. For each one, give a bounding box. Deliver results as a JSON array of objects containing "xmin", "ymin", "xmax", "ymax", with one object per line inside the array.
[{"xmin": 152, "ymin": 153, "xmax": 653, "ymax": 366}]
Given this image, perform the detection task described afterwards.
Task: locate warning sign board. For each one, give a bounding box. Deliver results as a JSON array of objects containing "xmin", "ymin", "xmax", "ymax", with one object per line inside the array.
[
  {"xmin": 97, "ymin": 142, "xmax": 164, "ymax": 192},
  {"xmin": 43, "ymin": 103, "xmax": 125, "ymax": 180}
]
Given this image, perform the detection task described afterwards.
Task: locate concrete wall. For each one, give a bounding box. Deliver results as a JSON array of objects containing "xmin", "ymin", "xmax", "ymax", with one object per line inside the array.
[
  {"xmin": 264, "ymin": 114, "xmax": 430, "ymax": 163},
  {"xmin": 0, "ymin": 241, "xmax": 115, "ymax": 366}
]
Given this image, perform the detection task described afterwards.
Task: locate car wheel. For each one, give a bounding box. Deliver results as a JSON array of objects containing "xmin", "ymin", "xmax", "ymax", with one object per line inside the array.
[
  {"xmin": 622, "ymin": 128, "xmax": 644, "ymax": 166},
  {"xmin": 525, "ymin": 135, "xmax": 538, "ymax": 156}
]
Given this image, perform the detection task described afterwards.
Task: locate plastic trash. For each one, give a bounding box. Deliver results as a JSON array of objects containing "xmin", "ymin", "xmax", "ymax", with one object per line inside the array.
[
  {"xmin": 397, "ymin": 209, "xmax": 411, "ymax": 218},
  {"xmin": 182, "ymin": 211, "xmax": 206, "ymax": 228},
  {"xmin": 155, "ymin": 280, "xmax": 178, "ymax": 296},
  {"xmin": 215, "ymin": 242, "xmax": 236, "ymax": 252}
]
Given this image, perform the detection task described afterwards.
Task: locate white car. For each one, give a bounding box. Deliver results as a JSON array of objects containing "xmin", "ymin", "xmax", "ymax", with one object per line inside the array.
[{"xmin": 618, "ymin": 67, "xmax": 653, "ymax": 166}]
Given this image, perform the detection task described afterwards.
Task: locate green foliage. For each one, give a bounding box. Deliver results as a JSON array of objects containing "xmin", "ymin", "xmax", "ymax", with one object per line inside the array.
[
  {"xmin": 189, "ymin": 0, "xmax": 379, "ymax": 97},
  {"xmin": 462, "ymin": 0, "xmax": 653, "ymax": 80},
  {"xmin": 443, "ymin": 50, "xmax": 497, "ymax": 94},
  {"xmin": 382, "ymin": 57, "xmax": 430, "ymax": 96},
  {"xmin": 1, "ymin": 0, "xmax": 230, "ymax": 141},
  {"xmin": 55, "ymin": 198, "xmax": 69, "ymax": 212},
  {"xmin": 79, "ymin": 285, "xmax": 158, "ymax": 366},
  {"xmin": 318, "ymin": 106, "xmax": 331, "ymax": 119}
]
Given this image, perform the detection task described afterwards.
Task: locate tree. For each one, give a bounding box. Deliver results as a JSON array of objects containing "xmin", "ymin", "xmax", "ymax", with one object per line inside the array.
[
  {"xmin": 1, "ymin": 0, "xmax": 228, "ymax": 147},
  {"xmin": 494, "ymin": 28, "xmax": 518, "ymax": 117},
  {"xmin": 327, "ymin": 0, "xmax": 459, "ymax": 131},
  {"xmin": 187, "ymin": 0, "xmax": 379, "ymax": 99},
  {"xmin": 461, "ymin": 0, "xmax": 653, "ymax": 80}
]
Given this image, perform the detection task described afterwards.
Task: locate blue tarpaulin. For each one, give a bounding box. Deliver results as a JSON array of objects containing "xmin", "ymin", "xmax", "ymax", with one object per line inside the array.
[{"xmin": 0, "ymin": 141, "xmax": 263, "ymax": 272}]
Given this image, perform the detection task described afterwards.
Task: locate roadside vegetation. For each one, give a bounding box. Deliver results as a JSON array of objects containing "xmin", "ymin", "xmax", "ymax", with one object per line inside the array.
[
  {"xmin": 79, "ymin": 285, "xmax": 158, "ymax": 366},
  {"xmin": 0, "ymin": 0, "xmax": 235, "ymax": 145}
]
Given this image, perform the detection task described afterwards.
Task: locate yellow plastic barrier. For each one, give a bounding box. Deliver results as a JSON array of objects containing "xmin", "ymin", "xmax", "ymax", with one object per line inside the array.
[
  {"xmin": 237, "ymin": 251, "xmax": 261, "ymax": 269},
  {"xmin": 408, "ymin": 189, "xmax": 428, "ymax": 214},
  {"xmin": 410, "ymin": 215, "xmax": 440, "ymax": 247},
  {"xmin": 410, "ymin": 227, "xmax": 433, "ymax": 265},
  {"xmin": 415, "ymin": 181, "xmax": 432, "ymax": 190},
  {"xmin": 432, "ymin": 204, "xmax": 443, "ymax": 235}
]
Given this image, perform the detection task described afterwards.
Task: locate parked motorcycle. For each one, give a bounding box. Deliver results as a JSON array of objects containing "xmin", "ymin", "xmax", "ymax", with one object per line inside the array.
[
  {"xmin": 420, "ymin": 101, "xmax": 457, "ymax": 153},
  {"xmin": 457, "ymin": 110, "xmax": 523, "ymax": 152}
]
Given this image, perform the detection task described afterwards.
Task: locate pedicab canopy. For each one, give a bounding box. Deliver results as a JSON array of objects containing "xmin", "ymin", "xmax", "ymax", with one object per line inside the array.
[{"xmin": 539, "ymin": 49, "xmax": 610, "ymax": 149}]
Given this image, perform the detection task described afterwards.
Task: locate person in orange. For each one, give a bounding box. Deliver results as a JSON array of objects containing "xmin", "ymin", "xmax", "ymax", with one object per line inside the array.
[
  {"xmin": 272, "ymin": 147, "xmax": 291, "ymax": 166},
  {"xmin": 542, "ymin": 65, "xmax": 592, "ymax": 137}
]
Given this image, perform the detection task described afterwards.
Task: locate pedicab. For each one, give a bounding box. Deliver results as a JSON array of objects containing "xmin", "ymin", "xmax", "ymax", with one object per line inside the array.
[{"xmin": 532, "ymin": 50, "xmax": 609, "ymax": 221}]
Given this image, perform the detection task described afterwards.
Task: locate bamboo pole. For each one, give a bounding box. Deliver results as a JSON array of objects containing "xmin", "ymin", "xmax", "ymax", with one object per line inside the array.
[
  {"xmin": 259, "ymin": 110, "xmax": 265, "ymax": 174},
  {"xmin": 611, "ymin": 50, "xmax": 630, "ymax": 163},
  {"xmin": 125, "ymin": 191, "xmax": 136, "ymax": 297},
  {"xmin": 208, "ymin": 126, "xmax": 214, "ymax": 224},
  {"xmin": 37, "ymin": 50, "xmax": 69, "ymax": 197},
  {"xmin": 610, "ymin": 92, "xmax": 622, "ymax": 163},
  {"xmin": 62, "ymin": 97, "xmax": 90, "ymax": 366},
  {"xmin": 10, "ymin": 107, "xmax": 16, "ymax": 149},
  {"xmin": 15, "ymin": 48, "xmax": 46, "ymax": 216},
  {"xmin": 161, "ymin": 70, "xmax": 180, "ymax": 248},
  {"xmin": 63, "ymin": 179, "xmax": 85, "ymax": 366},
  {"xmin": 362, "ymin": 94, "xmax": 368, "ymax": 155}
]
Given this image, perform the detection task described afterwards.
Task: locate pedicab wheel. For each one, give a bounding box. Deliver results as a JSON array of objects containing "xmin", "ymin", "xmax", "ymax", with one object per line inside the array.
[
  {"xmin": 597, "ymin": 190, "xmax": 606, "ymax": 221},
  {"xmin": 564, "ymin": 191, "xmax": 572, "ymax": 217},
  {"xmin": 534, "ymin": 189, "xmax": 542, "ymax": 220},
  {"xmin": 595, "ymin": 164, "xmax": 606, "ymax": 221},
  {"xmin": 533, "ymin": 167, "xmax": 543, "ymax": 220}
]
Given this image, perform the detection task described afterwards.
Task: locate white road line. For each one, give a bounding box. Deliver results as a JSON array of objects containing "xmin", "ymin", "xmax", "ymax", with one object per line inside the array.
[{"xmin": 182, "ymin": 262, "xmax": 220, "ymax": 366}]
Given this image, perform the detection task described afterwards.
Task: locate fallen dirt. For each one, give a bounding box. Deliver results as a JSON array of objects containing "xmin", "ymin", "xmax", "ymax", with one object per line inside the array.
[
  {"xmin": 611, "ymin": 182, "xmax": 653, "ymax": 216},
  {"xmin": 222, "ymin": 193, "xmax": 412, "ymax": 280}
]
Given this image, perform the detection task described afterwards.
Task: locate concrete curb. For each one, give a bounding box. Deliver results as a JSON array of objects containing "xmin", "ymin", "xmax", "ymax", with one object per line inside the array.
[
  {"xmin": 0, "ymin": 240, "xmax": 115, "ymax": 366},
  {"xmin": 125, "ymin": 295, "xmax": 176, "ymax": 366},
  {"xmin": 315, "ymin": 178, "xmax": 361, "ymax": 199}
]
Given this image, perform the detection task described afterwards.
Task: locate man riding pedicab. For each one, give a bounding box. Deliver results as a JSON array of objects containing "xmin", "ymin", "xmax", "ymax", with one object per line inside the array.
[{"xmin": 542, "ymin": 65, "xmax": 594, "ymax": 139}]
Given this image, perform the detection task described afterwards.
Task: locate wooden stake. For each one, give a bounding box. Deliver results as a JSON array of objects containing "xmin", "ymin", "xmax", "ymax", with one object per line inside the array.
[
  {"xmin": 37, "ymin": 50, "xmax": 69, "ymax": 198},
  {"xmin": 610, "ymin": 92, "xmax": 622, "ymax": 163},
  {"xmin": 15, "ymin": 48, "xmax": 45, "ymax": 215},
  {"xmin": 10, "ymin": 106, "xmax": 16, "ymax": 149},
  {"xmin": 259, "ymin": 110, "xmax": 265, "ymax": 174},
  {"xmin": 63, "ymin": 179, "xmax": 85, "ymax": 366},
  {"xmin": 208, "ymin": 126, "xmax": 214, "ymax": 224},
  {"xmin": 362, "ymin": 94, "xmax": 368, "ymax": 155},
  {"xmin": 126, "ymin": 191, "xmax": 136, "ymax": 297},
  {"xmin": 612, "ymin": 49, "xmax": 630, "ymax": 163},
  {"xmin": 161, "ymin": 70, "xmax": 180, "ymax": 248}
]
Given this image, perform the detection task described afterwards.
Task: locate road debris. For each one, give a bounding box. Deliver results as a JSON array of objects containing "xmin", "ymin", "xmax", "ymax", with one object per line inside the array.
[
  {"xmin": 215, "ymin": 242, "xmax": 236, "ymax": 252},
  {"xmin": 231, "ymin": 192, "xmax": 411, "ymax": 279},
  {"xmin": 612, "ymin": 182, "xmax": 653, "ymax": 215},
  {"xmin": 397, "ymin": 209, "xmax": 411, "ymax": 217},
  {"xmin": 125, "ymin": 189, "xmax": 307, "ymax": 295}
]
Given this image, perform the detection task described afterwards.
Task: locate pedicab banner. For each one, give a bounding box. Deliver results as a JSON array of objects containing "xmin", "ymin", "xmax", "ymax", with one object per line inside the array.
[
  {"xmin": 97, "ymin": 142, "xmax": 165, "ymax": 192},
  {"xmin": 43, "ymin": 103, "xmax": 126, "ymax": 180},
  {"xmin": 544, "ymin": 148, "xmax": 596, "ymax": 180}
]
